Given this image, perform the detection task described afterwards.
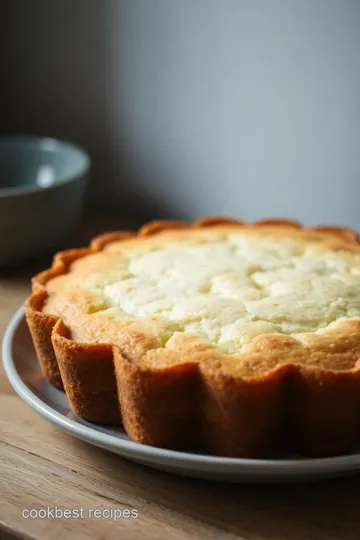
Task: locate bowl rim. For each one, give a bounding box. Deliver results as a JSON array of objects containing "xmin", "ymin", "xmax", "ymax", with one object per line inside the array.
[{"xmin": 0, "ymin": 135, "xmax": 90, "ymax": 198}]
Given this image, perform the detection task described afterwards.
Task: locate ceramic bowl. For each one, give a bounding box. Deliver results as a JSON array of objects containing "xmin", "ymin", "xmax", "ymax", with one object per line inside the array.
[{"xmin": 0, "ymin": 136, "xmax": 90, "ymax": 265}]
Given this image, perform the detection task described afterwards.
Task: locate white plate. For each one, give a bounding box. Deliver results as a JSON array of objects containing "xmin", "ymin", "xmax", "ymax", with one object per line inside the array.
[{"xmin": 3, "ymin": 306, "xmax": 360, "ymax": 483}]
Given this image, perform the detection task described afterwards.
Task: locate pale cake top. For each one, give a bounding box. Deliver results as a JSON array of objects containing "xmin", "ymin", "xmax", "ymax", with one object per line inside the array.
[{"xmin": 41, "ymin": 224, "xmax": 360, "ymax": 375}]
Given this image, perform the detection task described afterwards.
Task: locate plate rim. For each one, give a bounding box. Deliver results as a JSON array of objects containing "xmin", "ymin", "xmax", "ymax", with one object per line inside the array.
[{"xmin": 3, "ymin": 305, "xmax": 360, "ymax": 476}]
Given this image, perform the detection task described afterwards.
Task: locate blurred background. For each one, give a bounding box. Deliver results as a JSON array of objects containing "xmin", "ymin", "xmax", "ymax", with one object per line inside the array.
[{"xmin": 1, "ymin": 0, "xmax": 360, "ymax": 227}]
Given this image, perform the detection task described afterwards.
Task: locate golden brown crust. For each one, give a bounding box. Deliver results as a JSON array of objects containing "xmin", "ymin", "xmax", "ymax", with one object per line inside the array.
[
  {"xmin": 25, "ymin": 290, "xmax": 63, "ymax": 388},
  {"xmin": 138, "ymin": 220, "xmax": 190, "ymax": 236},
  {"xmin": 115, "ymin": 352, "xmax": 200, "ymax": 450},
  {"xmin": 52, "ymin": 320, "xmax": 121, "ymax": 424},
  {"xmin": 24, "ymin": 217, "xmax": 360, "ymax": 457},
  {"xmin": 286, "ymin": 366, "xmax": 360, "ymax": 455},
  {"xmin": 90, "ymin": 231, "xmax": 135, "ymax": 251}
]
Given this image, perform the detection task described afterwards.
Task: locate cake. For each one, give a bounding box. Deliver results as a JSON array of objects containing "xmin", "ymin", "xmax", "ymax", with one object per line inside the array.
[{"xmin": 25, "ymin": 217, "xmax": 360, "ymax": 457}]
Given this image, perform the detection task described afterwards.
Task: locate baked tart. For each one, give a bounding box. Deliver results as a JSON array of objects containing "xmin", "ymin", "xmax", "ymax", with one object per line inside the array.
[{"xmin": 25, "ymin": 217, "xmax": 360, "ymax": 457}]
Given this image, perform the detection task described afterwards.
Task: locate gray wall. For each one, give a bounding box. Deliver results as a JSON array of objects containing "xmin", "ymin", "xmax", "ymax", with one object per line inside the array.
[{"xmin": 2, "ymin": 0, "xmax": 360, "ymax": 227}]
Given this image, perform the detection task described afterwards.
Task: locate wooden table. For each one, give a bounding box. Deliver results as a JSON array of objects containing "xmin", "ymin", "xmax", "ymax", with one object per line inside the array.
[{"xmin": 1, "ymin": 212, "xmax": 360, "ymax": 540}]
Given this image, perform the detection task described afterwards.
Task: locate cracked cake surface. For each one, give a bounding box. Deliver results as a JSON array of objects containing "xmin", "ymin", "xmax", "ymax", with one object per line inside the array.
[
  {"xmin": 42, "ymin": 223, "xmax": 360, "ymax": 375},
  {"xmin": 25, "ymin": 218, "xmax": 360, "ymax": 457}
]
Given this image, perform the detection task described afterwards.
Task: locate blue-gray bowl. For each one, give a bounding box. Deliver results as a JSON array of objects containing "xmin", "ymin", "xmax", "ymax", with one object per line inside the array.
[{"xmin": 0, "ymin": 136, "xmax": 90, "ymax": 265}]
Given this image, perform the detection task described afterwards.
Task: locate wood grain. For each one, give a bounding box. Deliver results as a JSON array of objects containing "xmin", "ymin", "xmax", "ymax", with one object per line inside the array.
[{"xmin": 1, "ymin": 213, "xmax": 360, "ymax": 540}]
